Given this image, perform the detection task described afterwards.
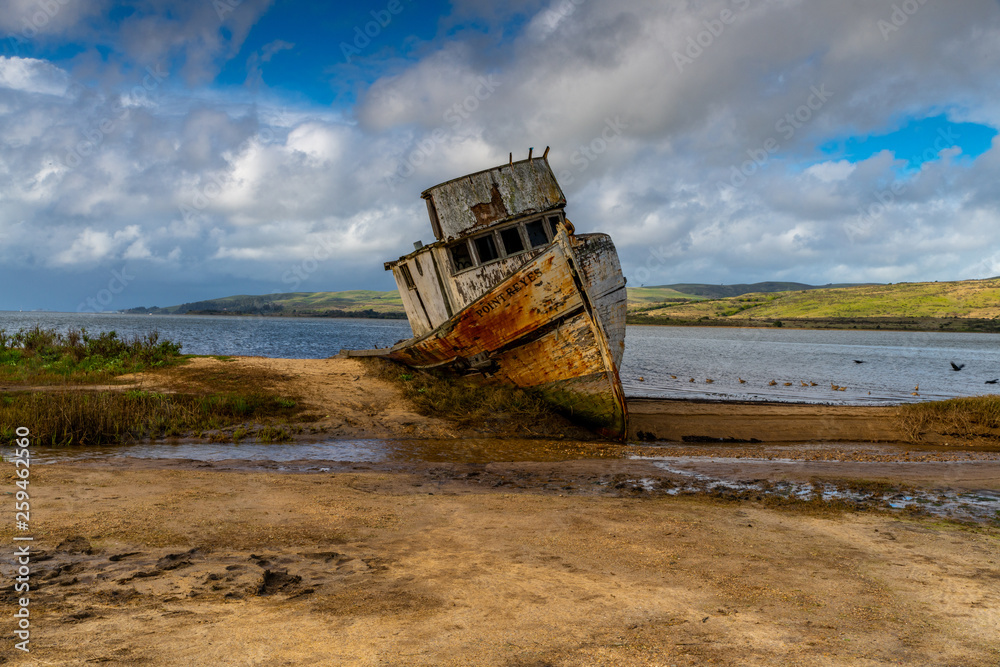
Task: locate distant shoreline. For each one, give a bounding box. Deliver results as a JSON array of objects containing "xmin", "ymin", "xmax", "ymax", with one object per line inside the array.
[
  {"xmin": 626, "ymin": 315, "xmax": 1000, "ymax": 333},
  {"xmin": 130, "ymin": 311, "xmax": 1000, "ymax": 333},
  {"xmin": 120, "ymin": 309, "xmax": 408, "ymax": 320}
]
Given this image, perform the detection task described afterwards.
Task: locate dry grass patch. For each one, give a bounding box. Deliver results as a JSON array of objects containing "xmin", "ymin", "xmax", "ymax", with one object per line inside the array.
[
  {"xmin": 0, "ymin": 388, "xmax": 302, "ymax": 446},
  {"xmin": 360, "ymin": 357, "xmax": 593, "ymax": 438},
  {"xmin": 1, "ymin": 351, "xmax": 306, "ymax": 446},
  {"xmin": 895, "ymin": 395, "xmax": 1000, "ymax": 445}
]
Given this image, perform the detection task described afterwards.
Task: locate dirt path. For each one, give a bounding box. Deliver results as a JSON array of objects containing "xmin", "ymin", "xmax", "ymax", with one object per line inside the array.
[
  {"xmin": 2, "ymin": 463, "xmax": 997, "ymax": 666},
  {"xmin": 123, "ymin": 356, "xmax": 464, "ymax": 439}
]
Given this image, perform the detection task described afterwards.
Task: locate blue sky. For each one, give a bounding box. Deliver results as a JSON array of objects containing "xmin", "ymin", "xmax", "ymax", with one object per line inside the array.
[
  {"xmin": 1, "ymin": 0, "xmax": 1000, "ymax": 311},
  {"xmin": 821, "ymin": 114, "xmax": 997, "ymax": 171}
]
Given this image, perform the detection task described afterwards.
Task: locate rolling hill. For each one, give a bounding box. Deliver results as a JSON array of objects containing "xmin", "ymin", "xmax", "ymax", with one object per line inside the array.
[
  {"xmin": 124, "ymin": 278, "xmax": 1000, "ymax": 332},
  {"xmin": 640, "ymin": 281, "xmax": 873, "ymax": 300},
  {"xmin": 125, "ymin": 291, "xmax": 405, "ymax": 318},
  {"xmin": 629, "ymin": 278, "xmax": 1000, "ymax": 332}
]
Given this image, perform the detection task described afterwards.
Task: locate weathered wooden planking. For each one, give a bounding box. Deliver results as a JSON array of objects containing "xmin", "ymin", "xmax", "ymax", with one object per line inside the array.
[
  {"xmin": 387, "ymin": 247, "xmax": 578, "ymax": 366},
  {"xmin": 422, "ymin": 158, "xmax": 566, "ymax": 242},
  {"xmin": 483, "ymin": 309, "xmax": 627, "ymax": 437},
  {"xmin": 573, "ymin": 233, "xmax": 627, "ymax": 369},
  {"xmin": 386, "ymin": 235, "xmax": 628, "ymax": 438}
]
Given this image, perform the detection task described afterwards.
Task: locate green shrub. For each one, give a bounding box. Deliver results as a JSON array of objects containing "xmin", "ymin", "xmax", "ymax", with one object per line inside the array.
[{"xmin": 0, "ymin": 326, "xmax": 183, "ymax": 385}]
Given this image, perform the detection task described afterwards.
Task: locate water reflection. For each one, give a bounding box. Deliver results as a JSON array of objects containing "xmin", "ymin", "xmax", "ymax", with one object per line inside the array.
[{"xmin": 33, "ymin": 438, "xmax": 625, "ymax": 465}]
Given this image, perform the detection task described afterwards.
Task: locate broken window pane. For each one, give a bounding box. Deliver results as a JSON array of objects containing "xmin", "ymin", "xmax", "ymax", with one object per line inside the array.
[
  {"xmin": 500, "ymin": 226, "xmax": 525, "ymax": 255},
  {"xmin": 547, "ymin": 215, "xmax": 561, "ymax": 238},
  {"xmin": 450, "ymin": 241, "xmax": 474, "ymax": 271},
  {"xmin": 474, "ymin": 233, "xmax": 500, "ymax": 263},
  {"xmin": 525, "ymin": 219, "xmax": 549, "ymax": 248}
]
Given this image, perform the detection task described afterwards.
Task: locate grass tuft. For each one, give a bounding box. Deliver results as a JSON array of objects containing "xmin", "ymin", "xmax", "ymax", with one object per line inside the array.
[
  {"xmin": 0, "ymin": 326, "xmax": 183, "ymax": 385},
  {"xmin": 0, "ymin": 333, "xmax": 304, "ymax": 446},
  {"xmin": 360, "ymin": 357, "xmax": 589, "ymax": 438},
  {"xmin": 895, "ymin": 396, "xmax": 1000, "ymax": 444},
  {"xmin": 0, "ymin": 389, "xmax": 302, "ymax": 446}
]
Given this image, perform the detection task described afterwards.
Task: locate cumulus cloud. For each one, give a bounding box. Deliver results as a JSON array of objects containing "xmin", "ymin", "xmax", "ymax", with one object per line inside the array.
[
  {"xmin": 0, "ymin": 56, "xmax": 69, "ymax": 95},
  {"xmin": 53, "ymin": 225, "xmax": 142, "ymax": 266}
]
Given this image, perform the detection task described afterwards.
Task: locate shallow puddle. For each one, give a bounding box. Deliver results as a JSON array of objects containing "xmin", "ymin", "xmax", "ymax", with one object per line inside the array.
[
  {"xmin": 636, "ymin": 455, "xmax": 1000, "ymax": 524},
  {"xmin": 32, "ymin": 438, "xmax": 625, "ymax": 465}
]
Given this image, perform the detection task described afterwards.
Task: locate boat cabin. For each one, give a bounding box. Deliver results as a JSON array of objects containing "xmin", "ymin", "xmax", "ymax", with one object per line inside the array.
[{"xmin": 385, "ymin": 152, "xmax": 569, "ymax": 337}]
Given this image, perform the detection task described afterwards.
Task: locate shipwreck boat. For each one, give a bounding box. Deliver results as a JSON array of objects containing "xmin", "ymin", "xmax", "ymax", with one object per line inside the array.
[{"xmin": 344, "ymin": 148, "xmax": 628, "ymax": 439}]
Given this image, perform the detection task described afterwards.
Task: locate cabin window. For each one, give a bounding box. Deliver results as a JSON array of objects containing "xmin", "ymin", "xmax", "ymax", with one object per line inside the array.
[
  {"xmin": 525, "ymin": 219, "xmax": 549, "ymax": 248},
  {"xmin": 400, "ymin": 263, "xmax": 416, "ymax": 289},
  {"xmin": 474, "ymin": 233, "xmax": 500, "ymax": 263},
  {"xmin": 499, "ymin": 226, "xmax": 525, "ymax": 255},
  {"xmin": 450, "ymin": 241, "xmax": 474, "ymax": 271},
  {"xmin": 414, "ymin": 257, "xmax": 424, "ymax": 276},
  {"xmin": 547, "ymin": 215, "xmax": 561, "ymax": 238}
]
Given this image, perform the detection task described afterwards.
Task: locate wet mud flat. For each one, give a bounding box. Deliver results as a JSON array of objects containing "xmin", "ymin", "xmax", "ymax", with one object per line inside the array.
[
  {"xmin": 37, "ymin": 437, "xmax": 1000, "ymax": 524},
  {"xmin": 3, "ymin": 439, "xmax": 1000, "ymax": 665}
]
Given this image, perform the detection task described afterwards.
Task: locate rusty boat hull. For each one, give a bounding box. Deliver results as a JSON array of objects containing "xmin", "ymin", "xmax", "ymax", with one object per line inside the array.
[
  {"xmin": 344, "ymin": 152, "xmax": 628, "ymax": 439},
  {"xmin": 380, "ymin": 229, "xmax": 627, "ymax": 439}
]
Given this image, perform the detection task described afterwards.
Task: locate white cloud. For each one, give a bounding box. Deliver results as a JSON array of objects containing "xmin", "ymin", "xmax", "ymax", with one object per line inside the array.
[
  {"xmin": 0, "ymin": 57, "xmax": 69, "ymax": 96},
  {"xmin": 53, "ymin": 226, "xmax": 142, "ymax": 267},
  {"xmin": 805, "ymin": 160, "xmax": 856, "ymax": 183},
  {"xmin": 286, "ymin": 123, "xmax": 347, "ymax": 163}
]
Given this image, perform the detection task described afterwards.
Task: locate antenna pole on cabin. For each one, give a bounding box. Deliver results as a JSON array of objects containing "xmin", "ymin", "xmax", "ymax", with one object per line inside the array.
[
  {"xmin": 528, "ymin": 147, "xmax": 533, "ymax": 160},
  {"xmin": 509, "ymin": 152, "xmax": 513, "ymax": 166},
  {"xmin": 542, "ymin": 146, "xmax": 550, "ymax": 160}
]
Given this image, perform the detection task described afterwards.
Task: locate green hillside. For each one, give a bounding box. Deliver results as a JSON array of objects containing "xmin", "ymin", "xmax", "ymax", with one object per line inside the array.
[
  {"xmin": 625, "ymin": 281, "xmax": 871, "ymax": 309},
  {"xmin": 126, "ymin": 278, "xmax": 1000, "ymax": 332},
  {"xmin": 630, "ymin": 278, "xmax": 1000, "ymax": 332},
  {"xmin": 125, "ymin": 291, "xmax": 405, "ymax": 318},
  {"xmin": 625, "ymin": 286, "xmax": 704, "ymax": 307},
  {"xmin": 646, "ymin": 281, "xmax": 872, "ymax": 300}
]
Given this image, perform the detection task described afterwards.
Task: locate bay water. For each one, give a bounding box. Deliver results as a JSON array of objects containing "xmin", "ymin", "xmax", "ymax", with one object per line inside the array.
[{"xmin": 3, "ymin": 312, "xmax": 999, "ymax": 405}]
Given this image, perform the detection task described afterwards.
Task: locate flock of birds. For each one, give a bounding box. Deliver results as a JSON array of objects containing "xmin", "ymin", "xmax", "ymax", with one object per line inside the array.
[{"xmin": 633, "ymin": 360, "xmax": 1000, "ymax": 393}]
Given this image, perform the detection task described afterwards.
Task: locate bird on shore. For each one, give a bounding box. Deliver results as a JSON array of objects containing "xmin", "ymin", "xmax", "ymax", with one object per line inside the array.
[
  {"xmin": 689, "ymin": 378, "xmax": 695, "ymax": 383},
  {"xmin": 831, "ymin": 383, "xmax": 839, "ymax": 390},
  {"xmin": 810, "ymin": 381, "xmax": 817, "ymax": 386},
  {"xmin": 914, "ymin": 384, "xmax": 919, "ymax": 391},
  {"xmin": 838, "ymin": 386, "xmax": 847, "ymax": 391},
  {"xmin": 801, "ymin": 381, "xmax": 809, "ymax": 387},
  {"xmin": 705, "ymin": 378, "xmax": 714, "ymax": 383},
  {"xmin": 951, "ymin": 362, "xmax": 965, "ymax": 371},
  {"xmin": 768, "ymin": 380, "xmax": 777, "ymax": 386},
  {"xmin": 738, "ymin": 378, "xmax": 746, "ymax": 384},
  {"xmin": 670, "ymin": 375, "xmax": 677, "ymax": 379},
  {"xmin": 912, "ymin": 392, "xmax": 919, "ymax": 396},
  {"xmin": 638, "ymin": 376, "xmax": 645, "ymax": 382},
  {"xmin": 783, "ymin": 382, "xmax": 792, "ymax": 386},
  {"xmin": 986, "ymin": 379, "xmax": 999, "ymax": 385}
]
